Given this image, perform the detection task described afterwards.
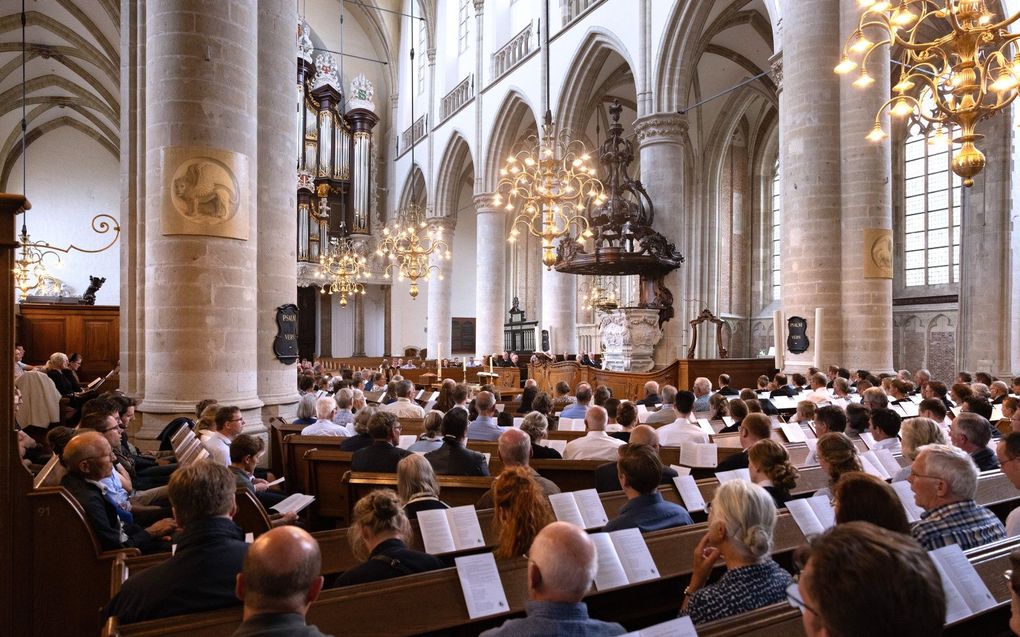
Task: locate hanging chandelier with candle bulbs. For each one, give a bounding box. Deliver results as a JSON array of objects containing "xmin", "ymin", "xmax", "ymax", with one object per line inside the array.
[
  {"xmin": 319, "ymin": 236, "xmax": 369, "ymax": 306},
  {"xmin": 580, "ymin": 275, "xmax": 619, "ymax": 311},
  {"xmin": 375, "ymin": 203, "xmax": 449, "ymax": 300},
  {"xmin": 837, "ymin": 0, "xmax": 1020, "ymax": 186}
]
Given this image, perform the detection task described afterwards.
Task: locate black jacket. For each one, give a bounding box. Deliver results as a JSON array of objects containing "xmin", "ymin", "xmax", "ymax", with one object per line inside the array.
[
  {"xmin": 594, "ymin": 462, "xmax": 677, "ymax": 493},
  {"xmin": 714, "ymin": 450, "xmax": 750, "ymax": 473},
  {"xmin": 104, "ymin": 517, "xmax": 248, "ymax": 624},
  {"xmin": 61, "ymin": 472, "xmax": 154, "ymax": 552},
  {"xmin": 231, "ymin": 613, "xmax": 332, "ymax": 637},
  {"xmin": 717, "ymin": 386, "xmax": 739, "ymax": 396},
  {"xmin": 971, "ymin": 446, "xmax": 1001, "ymax": 472},
  {"xmin": 425, "ymin": 438, "xmax": 490, "ymax": 476},
  {"xmin": 530, "ymin": 443, "xmax": 562, "ymax": 459},
  {"xmin": 339, "ymin": 433, "xmax": 374, "ymax": 452},
  {"xmin": 637, "ymin": 394, "xmax": 661, "ymax": 408},
  {"xmin": 332, "ymin": 538, "xmax": 446, "ymax": 588},
  {"xmin": 351, "ymin": 441, "xmax": 412, "ymax": 473}
]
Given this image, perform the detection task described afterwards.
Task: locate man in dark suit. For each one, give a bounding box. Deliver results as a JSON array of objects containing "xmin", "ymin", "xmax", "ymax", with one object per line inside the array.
[
  {"xmin": 636, "ymin": 381, "xmax": 661, "ymax": 408},
  {"xmin": 425, "ymin": 409, "xmax": 490, "ymax": 476},
  {"xmin": 769, "ymin": 373, "xmax": 797, "ymax": 398},
  {"xmin": 716, "ymin": 374, "xmax": 739, "ymax": 396},
  {"xmin": 351, "ymin": 411, "xmax": 412, "ymax": 473},
  {"xmin": 60, "ymin": 431, "xmax": 176, "ymax": 554},
  {"xmin": 595, "ymin": 425, "xmax": 677, "ymax": 492},
  {"xmin": 714, "ymin": 413, "xmax": 772, "ymax": 473}
]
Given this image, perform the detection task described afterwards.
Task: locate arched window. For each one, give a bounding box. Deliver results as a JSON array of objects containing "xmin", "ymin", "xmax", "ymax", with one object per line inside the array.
[
  {"xmin": 458, "ymin": 0, "xmax": 470, "ymax": 54},
  {"xmin": 903, "ymin": 90, "xmax": 961, "ymax": 287},
  {"xmin": 771, "ymin": 158, "xmax": 781, "ymax": 302},
  {"xmin": 417, "ymin": 17, "xmax": 426, "ymax": 94}
]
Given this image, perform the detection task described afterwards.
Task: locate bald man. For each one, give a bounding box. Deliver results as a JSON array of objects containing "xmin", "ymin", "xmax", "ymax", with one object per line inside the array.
[
  {"xmin": 481, "ymin": 522, "xmax": 624, "ymax": 636},
  {"xmin": 232, "ymin": 526, "xmax": 331, "ymax": 637},
  {"xmin": 477, "ymin": 428, "xmax": 561, "ymax": 508},
  {"xmin": 60, "ymin": 431, "xmax": 175, "ymax": 554},
  {"xmin": 563, "ymin": 406, "xmax": 625, "ymax": 461},
  {"xmin": 594, "ymin": 425, "xmax": 678, "ymax": 492}
]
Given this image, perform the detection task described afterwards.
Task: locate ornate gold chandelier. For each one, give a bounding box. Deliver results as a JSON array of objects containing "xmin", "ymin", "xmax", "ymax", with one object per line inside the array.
[
  {"xmin": 494, "ymin": 117, "xmax": 606, "ymax": 268},
  {"xmin": 13, "ymin": 215, "xmax": 120, "ymax": 296},
  {"xmin": 580, "ymin": 275, "xmax": 619, "ymax": 311},
  {"xmin": 319, "ymin": 236, "xmax": 368, "ymax": 306},
  {"xmin": 375, "ymin": 203, "xmax": 449, "ymax": 300},
  {"xmin": 837, "ymin": 0, "xmax": 1020, "ymax": 186}
]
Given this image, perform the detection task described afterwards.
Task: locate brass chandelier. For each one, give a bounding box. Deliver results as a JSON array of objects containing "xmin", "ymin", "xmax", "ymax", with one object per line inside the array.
[
  {"xmin": 493, "ymin": 0, "xmax": 606, "ymax": 269},
  {"xmin": 319, "ymin": 236, "xmax": 368, "ymax": 306},
  {"xmin": 837, "ymin": 0, "xmax": 1020, "ymax": 186},
  {"xmin": 375, "ymin": 203, "xmax": 449, "ymax": 300},
  {"xmin": 580, "ymin": 275, "xmax": 619, "ymax": 311}
]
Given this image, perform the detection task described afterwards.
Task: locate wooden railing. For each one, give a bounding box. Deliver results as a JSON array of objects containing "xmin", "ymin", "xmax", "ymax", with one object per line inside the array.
[
  {"xmin": 561, "ymin": 0, "xmax": 604, "ymax": 24},
  {"xmin": 399, "ymin": 114, "xmax": 427, "ymax": 154},
  {"xmin": 577, "ymin": 323, "xmax": 599, "ymax": 355},
  {"xmin": 440, "ymin": 75, "xmax": 474, "ymax": 121},
  {"xmin": 492, "ymin": 23, "xmax": 533, "ymax": 81}
]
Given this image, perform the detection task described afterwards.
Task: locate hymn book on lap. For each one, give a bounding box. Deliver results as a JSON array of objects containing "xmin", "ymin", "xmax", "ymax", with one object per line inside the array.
[
  {"xmin": 622, "ymin": 616, "xmax": 698, "ymax": 636},
  {"xmin": 786, "ymin": 495, "xmax": 835, "ymax": 536},
  {"xmin": 673, "ymin": 475, "xmax": 707, "ymax": 513},
  {"xmin": 590, "ymin": 528, "xmax": 660, "ymax": 591},
  {"xmin": 418, "ymin": 505, "xmax": 486, "ymax": 554},
  {"xmin": 540, "ymin": 439, "xmax": 567, "ymax": 455},
  {"xmin": 780, "ymin": 423, "xmax": 806, "ymax": 443},
  {"xmin": 455, "ymin": 552, "xmax": 510, "ymax": 620},
  {"xmin": 715, "ymin": 468, "xmax": 750, "ymax": 484},
  {"xmin": 548, "ymin": 489, "xmax": 609, "ymax": 529},
  {"xmin": 859, "ymin": 449, "xmax": 901, "ymax": 480},
  {"xmin": 679, "ymin": 442, "xmax": 718, "ymax": 468},
  {"xmin": 928, "ymin": 544, "xmax": 996, "ymax": 623},
  {"xmin": 695, "ymin": 419, "xmax": 715, "ymax": 436},
  {"xmin": 271, "ymin": 493, "xmax": 315, "ymax": 515}
]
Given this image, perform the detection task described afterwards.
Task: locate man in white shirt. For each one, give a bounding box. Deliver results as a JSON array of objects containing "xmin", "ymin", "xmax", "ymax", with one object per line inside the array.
[
  {"xmin": 805, "ymin": 372, "xmax": 831, "ymax": 404},
  {"xmin": 202, "ymin": 405, "xmax": 246, "ymax": 465},
  {"xmin": 301, "ymin": 396, "xmax": 350, "ymax": 437},
  {"xmin": 691, "ymin": 377, "xmax": 712, "ymax": 413},
  {"xmin": 563, "ymin": 406, "xmax": 625, "ymax": 461},
  {"xmin": 868, "ymin": 407, "xmax": 901, "ymax": 455},
  {"xmin": 645, "ymin": 386, "xmax": 682, "ymax": 425},
  {"xmin": 656, "ymin": 391, "xmax": 710, "ymax": 447},
  {"xmin": 382, "ymin": 380, "xmax": 426, "ymax": 418}
]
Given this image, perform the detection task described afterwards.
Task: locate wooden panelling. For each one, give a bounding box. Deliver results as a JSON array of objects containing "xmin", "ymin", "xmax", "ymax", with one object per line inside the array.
[{"xmin": 18, "ymin": 304, "xmax": 120, "ymax": 384}]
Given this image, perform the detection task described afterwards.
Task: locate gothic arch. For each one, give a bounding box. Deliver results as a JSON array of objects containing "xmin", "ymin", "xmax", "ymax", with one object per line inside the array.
[
  {"xmin": 397, "ymin": 162, "xmax": 427, "ymax": 212},
  {"xmin": 482, "ymin": 89, "xmax": 540, "ymax": 192},
  {"xmin": 434, "ymin": 132, "xmax": 474, "ymax": 219},
  {"xmin": 555, "ymin": 28, "xmax": 636, "ymax": 136}
]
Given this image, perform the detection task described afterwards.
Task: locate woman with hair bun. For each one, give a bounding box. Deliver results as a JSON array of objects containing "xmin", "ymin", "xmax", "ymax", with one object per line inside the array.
[
  {"xmin": 814, "ymin": 432, "xmax": 863, "ymax": 500},
  {"xmin": 748, "ymin": 439, "xmax": 799, "ymax": 508},
  {"xmin": 680, "ymin": 480, "xmax": 793, "ymax": 624},
  {"xmin": 333, "ymin": 489, "xmax": 445, "ymax": 587}
]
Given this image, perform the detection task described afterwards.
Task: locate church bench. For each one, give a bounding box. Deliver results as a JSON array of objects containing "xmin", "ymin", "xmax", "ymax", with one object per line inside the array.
[
  {"xmin": 344, "ymin": 472, "xmax": 494, "ymax": 520},
  {"xmin": 397, "ymin": 417, "xmax": 425, "ymax": 436},
  {"xmin": 231, "ymin": 488, "xmax": 273, "ymax": 536},
  {"xmin": 268, "ymin": 418, "xmax": 303, "ymax": 477},
  {"xmin": 530, "ymin": 458, "xmax": 606, "ymax": 492},
  {"xmin": 28, "ymin": 486, "xmax": 143, "ymax": 637},
  {"xmin": 304, "ymin": 449, "xmax": 355, "ymax": 525},
  {"xmin": 280, "ymin": 434, "xmax": 348, "ymax": 495}
]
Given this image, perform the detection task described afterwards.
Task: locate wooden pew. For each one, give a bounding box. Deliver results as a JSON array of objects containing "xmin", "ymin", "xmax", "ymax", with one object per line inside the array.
[
  {"xmin": 280, "ymin": 434, "xmax": 347, "ymax": 495},
  {"xmin": 304, "ymin": 449, "xmax": 355, "ymax": 526},
  {"xmin": 29, "ymin": 487, "xmax": 142, "ymax": 637},
  {"xmin": 269, "ymin": 418, "xmax": 303, "ymax": 478},
  {"xmin": 530, "ymin": 458, "xmax": 605, "ymax": 492},
  {"xmin": 231, "ymin": 488, "xmax": 272, "ymax": 536},
  {"xmin": 344, "ymin": 472, "xmax": 494, "ymax": 519}
]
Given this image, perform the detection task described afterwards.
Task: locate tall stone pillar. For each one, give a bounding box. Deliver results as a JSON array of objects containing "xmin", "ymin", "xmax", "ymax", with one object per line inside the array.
[
  {"xmin": 382, "ymin": 284, "xmax": 392, "ymax": 356},
  {"xmin": 475, "ymin": 193, "xmax": 506, "ymax": 358},
  {"xmin": 541, "ymin": 267, "xmax": 577, "ymax": 355},
  {"xmin": 257, "ymin": 0, "xmax": 299, "ymax": 420},
  {"xmin": 426, "ymin": 215, "xmax": 456, "ymax": 359},
  {"xmin": 319, "ymin": 293, "xmax": 332, "ymax": 357},
  {"xmin": 635, "ymin": 113, "xmax": 688, "ymax": 364},
  {"xmin": 838, "ymin": 0, "xmax": 892, "ymax": 373},
  {"xmin": 352, "ymin": 292, "xmax": 366, "ymax": 356},
  {"xmin": 139, "ymin": 1, "xmax": 261, "ymax": 437},
  {"xmin": 779, "ymin": 0, "xmax": 843, "ymax": 373}
]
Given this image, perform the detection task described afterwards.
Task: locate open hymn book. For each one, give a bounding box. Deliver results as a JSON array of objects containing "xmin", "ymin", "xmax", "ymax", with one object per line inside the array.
[
  {"xmin": 786, "ymin": 495, "xmax": 836, "ymax": 537},
  {"xmin": 417, "ymin": 506, "xmax": 486, "ymax": 554},
  {"xmin": 548, "ymin": 489, "xmax": 609, "ymax": 529},
  {"xmin": 591, "ymin": 528, "xmax": 660, "ymax": 591},
  {"xmin": 621, "ymin": 617, "xmax": 698, "ymax": 637},
  {"xmin": 455, "ymin": 552, "xmax": 510, "ymax": 620},
  {"xmin": 858, "ymin": 449, "xmax": 903, "ymax": 480},
  {"xmin": 270, "ymin": 493, "xmax": 315, "ymax": 516},
  {"xmin": 929, "ymin": 544, "xmax": 997, "ymax": 623},
  {"xmin": 678, "ymin": 442, "xmax": 718, "ymax": 468},
  {"xmin": 673, "ymin": 475, "xmax": 707, "ymax": 513}
]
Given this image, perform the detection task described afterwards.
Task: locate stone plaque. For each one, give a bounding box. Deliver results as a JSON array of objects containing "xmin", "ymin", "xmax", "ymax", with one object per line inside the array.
[
  {"xmin": 787, "ymin": 316, "xmax": 809, "ymax": 355},
  {"xmin": 863, "ymin": 228, "xmax": 893, "ymax": 279},
  {"xmin": 273, "ymin": 304, "xmax": 299, "ymax": 364},
  {"xmin": 161, "ymin": 146, "xmax": 250, "ymax": 239}
]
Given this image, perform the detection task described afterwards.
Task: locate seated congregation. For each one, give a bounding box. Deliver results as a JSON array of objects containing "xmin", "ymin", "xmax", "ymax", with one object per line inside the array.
[{"xmin": 16, "ymin": 356, "xmax": 1020, "ymax": 636}]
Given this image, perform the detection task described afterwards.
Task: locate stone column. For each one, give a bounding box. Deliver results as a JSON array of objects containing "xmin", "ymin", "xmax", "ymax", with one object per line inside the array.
[
  {"xmin": 382, "ymin": 284, "xmax": 392, "ymax": 356},
  {"xmin": 426, "ymin": 215, "xmax": 456, "ymax": 358},
  {"xmin": 541, "ymin": 267, "xmax": 577, "ymax": 355},
  {"xmin": 635, "ymin": 112, "xmax": 688, "ymax": 365},
  {"xmin": 352, "ymin": 292, "xmax": 366, "ymax": 356},
  {"xmin": 838, "ymin": 0, "xmax": 892, "ymax": 373},
  {"xmin": 475, "ymin": 193, "xmax": 506, "ymax": 358},
  {"xmin": 779, "ymin": 0, "xmax": 843, "ymax": 373},
  {"xmin": 319, "ymin": 292, "xmax": 332, "ymax": 357},
  {"xmin": 138, "ymin": 0, "xmax": 261, "ymax": 438},
  {"xmin": 257, "ymin": 0, "xmax": 300, "ymax": 420}
]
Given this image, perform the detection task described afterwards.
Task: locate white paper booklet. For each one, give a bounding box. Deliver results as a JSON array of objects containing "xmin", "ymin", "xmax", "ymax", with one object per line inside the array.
[
  {"xmin": 669, "ymin": 464, "xmax": 693, "ymax": 477},
  {"xmin": 264, "ymin": 476, "xmax": 286, "ymax": 487},
  {"xmin": 673, "ymin": 475, "xmax": 707, "ymax": 513},
  {"xmin": 899, "ymin": 401, "xmax": 920, "ymax": 417},
  {"xmin": 859, "ymin": 450, "xmax": 900, "ymax": 480},
  {"xmin": 455, "ymin": 552, "xmax": 510, "ymax": 619},
  {"xmin": 859, "ymin": 431, "xmax": 877, "ymax": 449},
  {"xmin": 721, "ymin": 416, "xmax": 735, "ymax": 428},
  {"xmin": 397, "ymin": 434, "xmax": 417, "ymax": 450},
  {"xmin": 786, "ymin": 495, "xmax": 835, "ymax": 537},
  {"xmin": 891, "ymin": 480, "xmax": 925, "ymax": 523},
  {"xmin": 558, "ymin": 418, "xmax": 585, "ymax": 432},
  {"xmin": 270, "ymin": 493, "xmax": 315, "ymax": 515},
  {"xmin": 679, "ymin": 442, "xmax": 718, "ymax": 468},
  {"xmin": 695, "ymin": 418, "xmax": 715, "ymax": 436},
  {"xmin": 540, "ymin": 439, "xmax": 567, "ymax": 455},
  {"xmin": 590, "ymin": 528, "xmax": 660, "ymax": 591},
  {"xmin": 715, "ymin": 468, "xmax": 750, "ymax": 484},
  {"xmin": 929, "ymin": 544, "xmax": 997, "ymax": 624},
  {"xmin": 512, "ymin": 417, "xmax": 523, "ymax": 428},
  {"xmin": 548, "ymin": 489, "xmax": 609, "ymax": 529},
  {"xmin": 417, "ymin": 505, "xmax": 486, "ymax": 554},
  {"xmin": 780, "ymin": 423, "xmax": 806, "ymax": 443},
  {"xmin": 622, "ymin": 617, "xmax": 698, "ymax": 637}
]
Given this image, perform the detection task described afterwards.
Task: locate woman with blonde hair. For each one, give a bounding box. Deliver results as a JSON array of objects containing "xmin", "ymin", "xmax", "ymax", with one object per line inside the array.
[
  {"xmin": 790, "ymin": 400, "xmax": 816, "ymax": 424},
  {"xmin": 491, "ymin": 466, "xmax": 554, "ymax": 560},
  {"xmin": 407, "ymin": 410, "xmax": 444, "ymax": 453},
  {"xmin": 815, "ymin": 432, "xmax": 862, "ymax": 499},
  {"xmin": 520, "ymin": 411, "xmax": 561, "ymax": 459},
  {"xmin": 397, "ymin": 453, "xmax": 449, "ymax": 519},
  {"xmin": 195, "ymin": 403, "xmax": 220, "ymax": 435},
  {"xmin": 893, "ymin": 417, "xmax": 948, "ymax": 482},
  {"xmin": 333, "ymin": 489, "xmax": 445, "ymax": 587},
  {"xmin": 45, "ymin": 352, "xmax": 76, "ymax": 396},
  {"xmin": 748, "ymin": 439, "xmax": 799, "ymax": 508},
  {"xmin": 681, "ymin": 480, "xmax": 793, "ymax": 623},
  {"xmin": 709, "ymin": 393, "xmax": 730, "ymax": 421}
]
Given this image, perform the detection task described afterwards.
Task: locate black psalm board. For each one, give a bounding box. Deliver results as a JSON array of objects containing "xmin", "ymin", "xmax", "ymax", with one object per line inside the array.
[
  {"xmin": 787, "ymin": 316, "xmax": 809, "ymax": 354},
  {"xmin": 274, "ymin": 304, "xmax": 299, "ymax": 364}
]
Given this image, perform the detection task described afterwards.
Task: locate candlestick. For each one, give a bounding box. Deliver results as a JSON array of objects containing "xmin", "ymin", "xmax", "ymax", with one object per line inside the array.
[
  {"xmin": 813, "ymin": 307, "xmax": 824, "ymax": 369},
  {"xmin": 489, "ymin": 356, "xmax": 494, "ymax": 375},
  {"xmin": 772, "ymin": 310, "xmax": 784, "ymax": 372}
]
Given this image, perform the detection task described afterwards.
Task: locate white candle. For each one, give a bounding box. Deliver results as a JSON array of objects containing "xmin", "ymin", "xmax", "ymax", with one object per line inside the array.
[
  {"xmin": 437, "ymin": 343, "xmax": 442, "ymax": 379},
  {"xmin": 489, "ymin": 356, "xmax": 494, "ymax": 375},
  {"xmin": 813, "ymin": 307, "xmax": 824, "ymax": 369},
  {"xmin": 773, "ymin": 309, "xmax": 784, "ymax": 372}
]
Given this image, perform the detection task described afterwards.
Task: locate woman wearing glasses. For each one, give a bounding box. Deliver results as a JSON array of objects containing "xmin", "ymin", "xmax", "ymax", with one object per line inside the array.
[{"xmin": 680, "ymin": 480, "xmax": 793, "ymax": 624}]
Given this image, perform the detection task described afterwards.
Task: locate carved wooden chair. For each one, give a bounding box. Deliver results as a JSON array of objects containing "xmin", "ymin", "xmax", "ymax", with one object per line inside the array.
[{"xmin": 686, "ymin": 308, "xmax": 729, "ymax": 359}]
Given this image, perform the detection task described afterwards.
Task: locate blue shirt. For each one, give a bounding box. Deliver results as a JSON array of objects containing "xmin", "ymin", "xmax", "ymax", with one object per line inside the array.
[
  {"xmin": 467, "ymin": 416, "xmax": 503, "ymax": 441},
  {"xmin": 480, "ymin": 601, "xmax": 626, "ymax": 637},
  {"xmin": 602, "ymin": 492, "xmax": 693, "ymax": 533},
  {"xmin": 911, "ymin": 499, "xmax": 1006, "ymax": 551},
  {"xmin": 559, "ymin": 403, "xmax": 589, "ymax": 420},
  {"xmin": 682, "ymin": 559, "xmax": 793, "ymax": 624},
  {"xmin": 693, "ymin": 394, "xmax": 711, "ymax": 413}
]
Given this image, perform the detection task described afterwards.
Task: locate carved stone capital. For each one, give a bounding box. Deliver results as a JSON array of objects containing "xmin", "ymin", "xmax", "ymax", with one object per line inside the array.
[
  {"xmin": 769, "ymin": 53, "xmax": 783, "ymax": 94},
  {"xmin": 633, "ymin": 112, "xmax": 688, "ymax": 145},
  {"xmin": 473, "ymin": 191, "xmax": 500, "ymax": 213},
  {"xmin": 427, "ymin": 213, "xmax": 457, "ymax": 233},
  {"xmin": 426, "ymin": 48, "xmax": 437, "ymax": 65},
  {"xmin": 472, "ymin": 0, "xmax": 484, "ymax": 13}
]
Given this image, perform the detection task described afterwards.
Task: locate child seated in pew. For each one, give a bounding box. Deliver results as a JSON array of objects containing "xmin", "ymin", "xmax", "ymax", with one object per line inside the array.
[
  {"xmin": 680, "ymin": 481, "xmax": 793, "ymax": 624},
  {"xmin": 790, "ymin": 400, "xmax": 816, "ymax": 425},
  {"xmin": 832, "ymin": 472, "xmax": 910, "ymax": 535},
  {"xmin": 491, "ymin": 466, "xmax": 555, "ymax": 560},
  {"xmin": 331, "ymin": 489, "xmax": 446, "ymax": 588},
  {"xmin": 748, "ymin": 439, "xmax": 799, "ymax": 509}
]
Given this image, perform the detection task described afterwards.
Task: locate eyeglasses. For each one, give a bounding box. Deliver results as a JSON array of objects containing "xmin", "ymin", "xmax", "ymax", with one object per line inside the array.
[
  {"xmin": 909, "ymin": 470, "xmax": 944, "ymax": 482},
  {"xmin": 229, "ymin": 417, "xmax": 245, "ymax": 423},
  {"xmin": 785, "ymin": 583, "xmax": 819, "ymax": 617}
]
